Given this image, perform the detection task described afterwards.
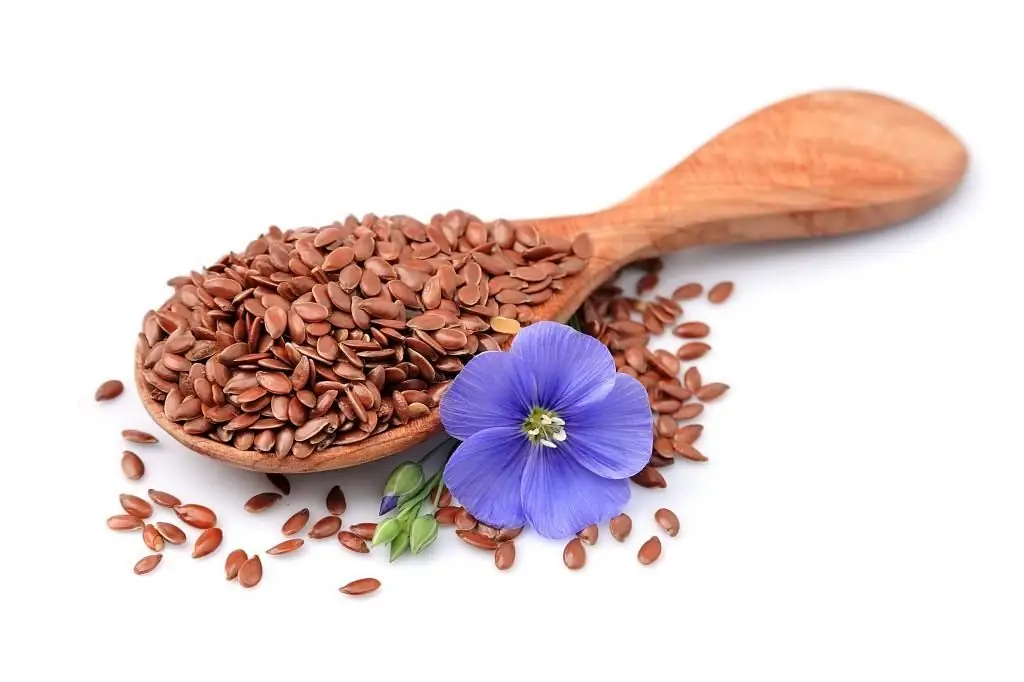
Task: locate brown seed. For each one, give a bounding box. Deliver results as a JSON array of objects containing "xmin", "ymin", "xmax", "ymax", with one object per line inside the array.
[
  {"xmin": 120, "ymin": 494, "xmax": 153, "ymax": 519},
  {"xmin": 630, "ymin": 467, "xmax": 667, "ymax": 489},
  {"xmin": 675, "ymin": 442, "xmax": 708, "ymax": 462},
  {"xmin": 652, "ymin": 400, "xmax": 681, "ymax": 414},
  {"xmin": 684, "ymin": 367, "xmax": 702, "ymax": 393},
  {"xmin": 349, "ymin": 523, "xmax": 377, "ymax": 541},
  {"xmin": 571, "ymin": 233, "xmax": 594, "ymax": 259},
  {"xmin": 456, "ymin": 530, "xmax": 499, "ymax": 550},
  {"xmin": 267, "ymin": 538, "xmax": 304, "ymax": 555},
  {"xmin": 143, "ymin": 524, "xmax": 165, "ymax": 552},
  {"xmin": 264, "ymin": 306, "xmax": 288, "ymax": 339},
  {"xmin": 489, "ymin": 316, "xmax": 521, "ymax": 335},
  {"xmin": 671, "ymin": 282, "xmax": 703, "ymax": 300},
  {"xmin": 309, "ymin": 515, "xmax": 342, "ymax": 539},
  {"xmin": 192, "ymin": 527, "xmax": 223, "ymax": 558},
  {"xmin": 495, "ymin": 526, "xmax": 524, "ymax": 542},
  {"xmin": 238, "ymin": 555, "xmax": 263, "ymax": 587},
  {"xmin": 455, "ymin": 507, "xmax": 477, "ymax": 531},
  {"xmin": 282, "ymin": 508, "xmax": 310, "ymax": 536},
  {"xmin": 147, "ymin": 489, "xmax": 181, "ymax": 508},
  {"xmin": 134, "ymin": 554, "xmax": 163, "ymax": 575},
  {"xmin": 655, "ymin": 508, "xmax": 680, "ymax": 537},
  {"xmin": 676, "ymin": 342, "xmax": 711, "ymax": 361},
  {"xmin": 173, "ymin": 504, "xmax": 217, "ymax": 529},
  {"xmin": 225, "ymin": 549, "xmax": 248, "ymax": 580},
  {"xmin": 638, "ymin": 536, "xmax": 663, "ymax": 565},
  {"xmin": 326, "ymin": 485, "xmax": 347, "ymax": 515},
  {"xmin": 339, "ymin": 577, "xmax": 380, "ymax": 596},
  {"xmin": 578, "ymin": 524, "xmax": 599, "ymax": 545},
  {"xmin": 244, "ymin": 492, "xmax": 282, "ymax": 513},
  {"xmin": 661, "ymin": 383, "xmax": 692, "ymax": 402},
  {"xmin": 155, "ymin": 522, "xmax": 186, "ymax": 545},
  {"xmin": 674, "ymin": 403, "xmax": 705, "ymax": 420},
  {"xmin": 636, "ymin": 272, "xmax": 659, "ymax": 295},
  {"xmin": 655, "ymin": 415, "xmax": 677, "ymax": 438},
  {"xmin": 121, "ymin": 451, "xmax": 144, "ymax": 480},
  {"xmin": 257, "ymin": 371, "xmax": 292, "ymax": 395},
  {"xmin": 108, "ymin": 514, "xmax": 143, "ymax": 531},
  {"xmin": 673, "ymin": 322, "xmax": 710, "ymax": 339},
  {"xmin": 434, "ymin": 506, "xmax": 459, "ymax": 525},
  {"xmin": 563, "ymin": 537, "xmax": 586, "ymax": 569},
  {"xmin": 609, "ymin": 513, "xmax": 632, "ymax": 542},
  {"xmin": 122, "ymin": 429, "xmax": 158, "ymax": 444},
  {"xmin": 708, "ymin": 281, "xmax": 734, "ymax": 303},
  {"xmin": 673, "ymin": 424, "xmax": 703, "ymax": 447},
  {"xmin": 293, "ymin": 302, "xmax": 330, "ymax": 322},
  {"xmin": 649, "ymin": 453, "xmax": 675, "ymax": 468},
  {"xmin": 494, "ymin": 541, "xmax": 516, "ymax": 570},
  {"xmin": 654, "ymin": 437, "xmax": 675, "ymax": 458},
  {"xmin": 696, "ymin": 382, "xmax": 730, "ymax": 401},
  {"xmin": 95, "ymin": 379, "xmax": 124, "ymax": 401},
  {"xmin": 337, "ymin": 531, "xmax": 369, "ymax": 553},
  {"xmin": 266, "ymin": 473, "xmax": 290, "ymax": 495}
]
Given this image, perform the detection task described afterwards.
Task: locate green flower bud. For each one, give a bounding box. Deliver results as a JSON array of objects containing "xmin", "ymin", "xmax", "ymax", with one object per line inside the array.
[
  {"xmin": 409, "ymin": 514, "xmax": 440, "ymax": 554},
  {"xmin": 371, "ymin": 517, "xmax": 403, "ymax": 547},
  {"xmin": 389, "ymin": 529, "xmax": 410, "ymax": 563},
  {"xmin": 383, "ymin": 462, "xmax": 425, "ymax": 499}
]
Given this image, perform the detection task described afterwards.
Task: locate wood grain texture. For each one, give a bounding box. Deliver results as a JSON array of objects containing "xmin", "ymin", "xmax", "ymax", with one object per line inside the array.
[{"xmin": 135, "ymin": 89, "xmax": 968, "ymax": 473}]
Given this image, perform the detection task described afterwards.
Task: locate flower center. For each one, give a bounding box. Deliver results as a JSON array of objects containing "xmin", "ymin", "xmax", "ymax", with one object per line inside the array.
[{"xmin": 522, "ymin": 406, "xmax": 567, "ymax": 449}]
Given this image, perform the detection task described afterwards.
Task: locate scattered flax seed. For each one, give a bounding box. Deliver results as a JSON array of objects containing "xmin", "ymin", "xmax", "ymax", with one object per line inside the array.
[
  {"xmin": 494, "ymin": 542, "xmax": 516, "ymax": 570},
  {"xmin": 654, "ymin": 509, "xmax": 680, "ymax": 537},
  {"xmin": 282, "ymin": 509, "xmax": 310, "ymax": 536},
  {"xmin": 578, "ymin": 525, "xmax": 599, "ymax": 545},
  {"xmin": 225, "ymin": 549, "xmax": 248, "ymax": 580},
  {"xmin": 267, "ymin": 539, "xmax": 304, "ymax": 556},
  {"xmin": 671, "ymin": 283, "xmax": 703, "ymax": 300},
  {"xmin": 609, "ymin": 514, "xmax": 632, "ymax": 542},
  {"xmin": 244, "ymin": 492, "xmax": 282, "ymax": 513},
  {"xmin": 340, "ymin": 578, "xmax": 380, "ymax": 596},
  {"xmin": 238, "ymin": 555, "xmax": 263, "ymax": 588},
  {"xmin": 134, "ymin": 554, "xmax": 163, "ymax": 575},
  {"xmin": 122, "ymin": 429, "xmax": 158, "ymax": 444},
  {"xmin": 121, "ymin": 451, "xmax": 145, "ymax": 480},
  {"xmin": 638, "ymin": 536, "xmax": 663, "ymax": 565},
  {"xmin": 95, "ymin": 380, "xmax": 124, "ymax": 402},
  {"xmin": 563, "ymin": 537, "xmax": 586, "ymax": 570},
  {"xmin": 707, "ymin": 281, "xmax": 734, "ymax": 303},
  {"xmin": 696, "ymin": 383, "xmax": 730, "ymax": 401},
  {"xmin": 266, "ymin": 474, "xmax": 290, "ymax": 495},
  {"xmin": 326, "ymin": 486, "xmax": 347, "ymax": 515}
]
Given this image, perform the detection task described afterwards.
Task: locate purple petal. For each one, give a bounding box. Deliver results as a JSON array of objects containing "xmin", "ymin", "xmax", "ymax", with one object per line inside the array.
[
  {"xmin": 560, "ymin": 372, "xmax": 654, "ymax": 479},
  {"xmin": 443, "ymin": 426, "xmax": 531, "ymax": 528},
  {"xmin": 439, "ymin": 351, "xmax": 537, "ymax": 441},
  {"xmin": 520, "ymin": 450, "xmax": 630, "ymax": 539},
  {"xmin": 510, "ymin": 321, "xmax": 615, "ymax": 413}
]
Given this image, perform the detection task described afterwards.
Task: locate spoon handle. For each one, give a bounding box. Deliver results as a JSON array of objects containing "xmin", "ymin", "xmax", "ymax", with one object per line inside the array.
[{"xmin": 533, "ymin": 90, "xmax": 967, "ymax": 265}]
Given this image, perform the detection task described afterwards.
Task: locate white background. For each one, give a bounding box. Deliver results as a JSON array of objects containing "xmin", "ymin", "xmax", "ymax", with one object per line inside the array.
[{"xmin": 1, "ymin": 1, "xmax": 1021, "ymax": 680}]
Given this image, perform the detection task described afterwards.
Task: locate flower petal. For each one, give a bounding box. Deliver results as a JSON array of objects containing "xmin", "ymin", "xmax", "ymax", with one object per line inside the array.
[
  {"xmin": 520, "ymin": 450, "xmax": 630, "ymax": 539},
  {"xmin": 509, "ymin": 321, "xmax": 615, "ymax": 413},
  {"xmin": 560, "ymin": 372, "xmax": 654, "ymax": 479},
  {"xmin": 439, "ymin": 351, "xmax": 537, "ymax": 441},
  {"xmin": 443, "ymin": 426, "xmax": 531, "ymax": 528}
]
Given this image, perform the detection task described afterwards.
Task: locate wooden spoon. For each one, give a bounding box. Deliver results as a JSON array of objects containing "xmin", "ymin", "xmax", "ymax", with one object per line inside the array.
[{"xmin": 136, "ymin": 89, "xmax": 968, "ymax": 472}]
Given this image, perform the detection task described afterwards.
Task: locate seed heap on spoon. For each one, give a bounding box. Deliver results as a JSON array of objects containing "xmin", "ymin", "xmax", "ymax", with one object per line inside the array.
[{"xmin": 137, "ymin": 211, "xmax": 592, "ymax": 459}]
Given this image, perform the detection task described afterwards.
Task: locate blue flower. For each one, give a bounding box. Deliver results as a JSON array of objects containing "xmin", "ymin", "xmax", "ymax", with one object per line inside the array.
[{"xmin": 439, "ymin": 321, "xmax": 653, "ymax": 539}]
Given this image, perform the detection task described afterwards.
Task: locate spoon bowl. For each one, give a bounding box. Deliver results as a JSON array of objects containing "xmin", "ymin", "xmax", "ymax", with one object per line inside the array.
[{"xmin": 136, "ymin": 89, "xmax": 968, "ymax": 472}]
